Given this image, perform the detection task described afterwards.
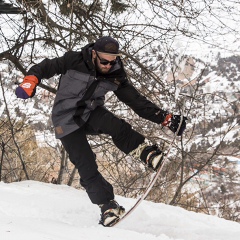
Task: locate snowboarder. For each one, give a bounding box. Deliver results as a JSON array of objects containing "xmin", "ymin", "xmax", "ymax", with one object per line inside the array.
[{"xmin": 15, "ymin": 36, "xmax": 187, "ymax": 226}]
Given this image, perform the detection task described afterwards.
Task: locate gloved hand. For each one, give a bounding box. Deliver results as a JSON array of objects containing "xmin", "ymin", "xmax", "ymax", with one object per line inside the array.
[
  {"xmin": 162, "ymin": 114, "xmax": 187, "ymax": 136},
  {"xmin": 15, "ymin": 75, "xmax": 39, "ymax": 99}
]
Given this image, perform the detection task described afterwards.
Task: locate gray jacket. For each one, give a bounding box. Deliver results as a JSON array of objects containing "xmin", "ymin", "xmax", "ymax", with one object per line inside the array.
[{"xmin": 52, "ymin": 68, "xmax": 119, "ymax": 138}]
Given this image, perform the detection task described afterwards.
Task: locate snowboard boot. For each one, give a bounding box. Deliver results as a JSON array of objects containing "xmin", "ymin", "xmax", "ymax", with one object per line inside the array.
[
  {"xmin": 130, "ymin": 141, "xmax": 166, "ymax": 171},
  {"xmin": 99, "ymin": 200, "xmax": 125, "ymax": 227}
]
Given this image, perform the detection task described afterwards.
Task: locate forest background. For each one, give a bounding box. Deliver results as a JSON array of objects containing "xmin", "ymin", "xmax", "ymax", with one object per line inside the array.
[{"xmin": 0, "ymin": 0, "xmax": 239, "ymax": 223}]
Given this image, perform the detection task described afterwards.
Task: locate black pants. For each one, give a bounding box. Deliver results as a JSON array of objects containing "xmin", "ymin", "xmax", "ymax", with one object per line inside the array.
[{"xmin": 60, "ymin": 106, "xmax": 145, "ymax": 205}]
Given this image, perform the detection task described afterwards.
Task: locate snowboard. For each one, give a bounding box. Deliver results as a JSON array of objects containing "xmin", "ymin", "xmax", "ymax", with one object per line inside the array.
[{"xmin": 110, "ymin": 116, "xmax": 184, "ymax": 227}]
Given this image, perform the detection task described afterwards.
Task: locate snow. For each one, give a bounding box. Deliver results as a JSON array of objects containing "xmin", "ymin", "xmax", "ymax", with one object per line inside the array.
[{"xmin": 0, "ymin": 181, "xmax": 239, "ymax": 240}]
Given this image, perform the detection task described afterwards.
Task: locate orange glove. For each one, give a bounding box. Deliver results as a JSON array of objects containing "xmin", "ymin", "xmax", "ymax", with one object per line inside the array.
[
  {"xmin": 162, "ymin": 113, "xmax": 172, "ymax": 127},
  {"xmin": 15, "ymin": 75, "xmax": 39, "ymax": 99}
]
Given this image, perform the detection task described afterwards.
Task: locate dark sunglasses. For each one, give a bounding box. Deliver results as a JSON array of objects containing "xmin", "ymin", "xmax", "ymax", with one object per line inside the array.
[{"xmin": 96, "ymin": 52, "xmax": 117, "ymax": 66}]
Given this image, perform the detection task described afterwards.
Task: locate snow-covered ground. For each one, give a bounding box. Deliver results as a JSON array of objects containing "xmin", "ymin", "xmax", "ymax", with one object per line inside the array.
[{"xmin": 0, "ymin": 181, "xmax": 239, "ymax": 240}]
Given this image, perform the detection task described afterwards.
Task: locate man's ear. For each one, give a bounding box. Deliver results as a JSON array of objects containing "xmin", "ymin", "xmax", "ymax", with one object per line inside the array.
[{"xmin": 92, "ymin": 50, "xmax": 96, "ymax": 58}]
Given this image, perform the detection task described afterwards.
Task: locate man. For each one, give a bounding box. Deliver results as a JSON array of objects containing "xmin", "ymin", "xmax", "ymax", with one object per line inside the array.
[{"xmin": 15, "ymin": 36, "xmax": 187, "ymax": 226}]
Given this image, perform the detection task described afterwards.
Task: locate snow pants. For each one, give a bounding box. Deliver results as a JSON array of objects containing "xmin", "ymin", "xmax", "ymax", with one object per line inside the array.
[{"xmin": 60, "ymin": 106, "xmax": 145, "ymax": 205}]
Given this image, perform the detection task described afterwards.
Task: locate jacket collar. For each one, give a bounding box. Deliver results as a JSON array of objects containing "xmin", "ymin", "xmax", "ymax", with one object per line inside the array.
[{"xmin": 81, "ymin": 43, "xmax": 95, "ymax": 71}]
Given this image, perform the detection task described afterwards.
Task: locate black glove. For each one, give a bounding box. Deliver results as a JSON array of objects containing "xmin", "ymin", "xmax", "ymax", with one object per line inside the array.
[{"xmin": 162, "ymin": 114, "xmax": 187, "ymax": 136}]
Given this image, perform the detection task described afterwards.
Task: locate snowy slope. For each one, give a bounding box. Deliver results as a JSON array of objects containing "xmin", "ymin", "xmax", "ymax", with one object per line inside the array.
[{"xmin": 0, "ymin": 181, "xmax": 239, "ymax": 240}]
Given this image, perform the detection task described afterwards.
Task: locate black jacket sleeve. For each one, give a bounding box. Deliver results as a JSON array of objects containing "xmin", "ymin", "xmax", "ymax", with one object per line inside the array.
[
  {"xmin": 27, "ymin": 56, "xmax": 66, "ymax": 82},
  {"xmin": 26, "ymin": 51, "xmax": 82, "ymax": 82},
  {"xmin": 114, "ymin": 80, "xmax": 168, "ymax": 124}
]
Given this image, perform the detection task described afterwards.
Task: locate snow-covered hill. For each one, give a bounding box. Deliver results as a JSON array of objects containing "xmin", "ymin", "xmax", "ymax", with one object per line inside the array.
[{"xmin": 0, "ymin": 181, "xmax": 239, "ymax": 240}]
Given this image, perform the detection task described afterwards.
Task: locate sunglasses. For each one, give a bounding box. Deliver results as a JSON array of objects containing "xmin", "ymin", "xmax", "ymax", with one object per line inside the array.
[{"xmin": 96, "ymin": 52, "xmax": 117, "ymax": 66}]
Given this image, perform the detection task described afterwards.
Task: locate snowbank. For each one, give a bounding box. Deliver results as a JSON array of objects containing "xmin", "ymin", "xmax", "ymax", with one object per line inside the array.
[{"xmin": 0, "ymin": 181, "xmax": 239, "ymax": 240}]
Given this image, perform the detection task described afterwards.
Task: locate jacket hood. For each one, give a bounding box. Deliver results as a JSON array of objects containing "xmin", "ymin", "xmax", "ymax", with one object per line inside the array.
[{"xmin": 81, "ymin": 43, "xmax": 95, "ymax": 71}]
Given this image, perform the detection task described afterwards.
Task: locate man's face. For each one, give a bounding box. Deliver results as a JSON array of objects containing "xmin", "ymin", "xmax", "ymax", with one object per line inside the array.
[{"xmin": 92, "ymin": 51, "xmax": 117, "ymax": 74}]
